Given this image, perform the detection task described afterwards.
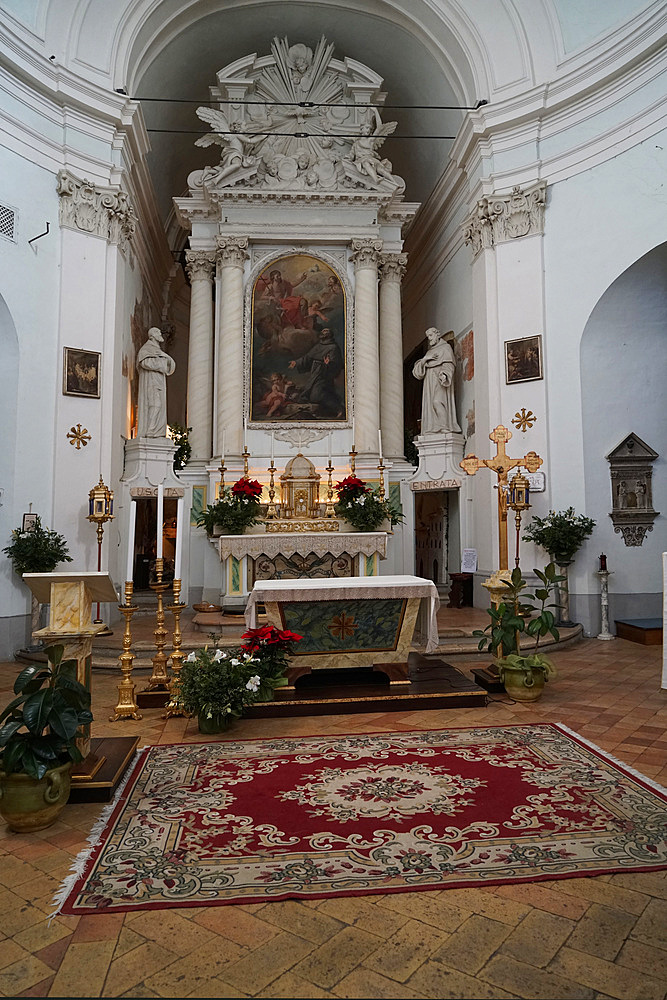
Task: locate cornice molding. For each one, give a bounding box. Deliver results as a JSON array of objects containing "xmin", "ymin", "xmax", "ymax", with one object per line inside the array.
[{"xmin": 462, "ymin": 182, "xmax": 546, "ymax": 257}]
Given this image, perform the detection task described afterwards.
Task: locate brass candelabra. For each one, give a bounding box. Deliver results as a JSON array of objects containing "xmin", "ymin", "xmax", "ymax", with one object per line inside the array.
[
  {"xmin": 349, "ymin": 445, "xmax": 357, "ymax": 476},
  {"xmin": 143, "ymin": 557, "xmax": 171, "ymax": 691},
  {"xmin": 164, "ymin": 578, "xmax": 188, "ymax": 718},
  {"xmin": 266, "ymin": 461, "xmax": 278, "ymax": 518},
  {"xmin": 377, "ymin": 460, "xmax": 386, "ymax": 501},
  {"xmin": 325, "ymin": 461, "xmax": 336, "ymax": 517},
  {"xmin": 109, "ymin": 581, "xmax": 142, "ymax": 722},
  {"xmin": 218, "ymin": 461, "xmax": 226, "ymax": 497},
  {"xmin": 242, "ymin": 447, "xmax": 250, "ymax": 477}
]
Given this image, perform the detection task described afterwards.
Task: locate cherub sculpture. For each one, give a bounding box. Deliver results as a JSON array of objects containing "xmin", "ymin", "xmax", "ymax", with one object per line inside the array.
[
  {"xmin": 195, "ymin": 108, "xmax": 261, "ymax": 183},
  {"xmin": 345, "ymin": 120, "xmax": 397, "ymax": 185}
]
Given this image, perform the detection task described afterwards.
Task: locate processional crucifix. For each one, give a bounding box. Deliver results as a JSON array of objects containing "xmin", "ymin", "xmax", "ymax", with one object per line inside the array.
[{"xmin": 460, "ymin": 425, "xmax": 543, "ymax": 570}]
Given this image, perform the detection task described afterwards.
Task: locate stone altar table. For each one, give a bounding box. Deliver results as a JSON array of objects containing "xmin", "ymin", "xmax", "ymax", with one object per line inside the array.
[{"xmin": 245, "ymin": 575, "xmax": 439, "ymax": 685}]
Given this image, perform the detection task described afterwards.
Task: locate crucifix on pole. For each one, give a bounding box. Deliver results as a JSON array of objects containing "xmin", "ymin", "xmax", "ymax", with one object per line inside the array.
[{"xmin": 460, "ymin": 425, "xmax": 543, "ymax": 571}]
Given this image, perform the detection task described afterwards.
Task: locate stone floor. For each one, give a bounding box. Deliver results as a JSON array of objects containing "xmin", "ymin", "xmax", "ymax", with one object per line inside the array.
[{"xmin": 0, "ymin": 634, "xmax": 666, "ymax": 999}]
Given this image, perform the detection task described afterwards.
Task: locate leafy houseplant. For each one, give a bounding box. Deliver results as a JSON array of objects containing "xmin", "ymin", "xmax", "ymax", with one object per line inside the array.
[
  {"xmin": 522, "ymin": 507, "xmax": 596, "ymax": 563},
  {"xmin": 196, "ymin": 477, "xmax": 263, "ymax": 536},
  {"xmin": 334, "ymin": 476, "xmax": 403, "ymax": 532},
  {"xmin": 240, "ymin": 625, "xmax": 302, "ymax": 701},
  {"xmin": 179, "ymin": 646, "xmax": 262, "ymax": 732},
  {"xmin": 473, "ymin": 564, "xmax": 563, "ymax": 701},
  {"xmin": 169, "ymin": 423, "xmax": 192, "ymax": 471},
  {"xmin": 3, "ymin": 516, "xmax": 72, "ymax": 641},
  {"xmin": 0, "ymin": 645, "xmax": 93, "ymax": 832}
]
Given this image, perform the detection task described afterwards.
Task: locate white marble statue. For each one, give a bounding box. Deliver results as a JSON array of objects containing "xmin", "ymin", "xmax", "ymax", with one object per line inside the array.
[
  {"xmin": 136, "ymin": 327, "xmax": 176, "ymax": 438},
  {"xmin": 412, "ymin": 327, "xmax": 461, "ymax": 434}
]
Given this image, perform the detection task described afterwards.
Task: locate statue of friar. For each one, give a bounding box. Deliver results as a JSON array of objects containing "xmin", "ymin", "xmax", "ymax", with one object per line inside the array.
[
  {"xmin": 412, "ymin": 327, "xmax": 461, "ymax": 434},
  {"xmin": 136, "ymin": 327, "xmax": 176, "ymax": 438}
]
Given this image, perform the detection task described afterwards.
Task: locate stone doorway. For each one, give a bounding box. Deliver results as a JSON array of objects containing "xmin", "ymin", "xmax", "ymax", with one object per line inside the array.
[{"xmin": 414, "ymin": 491, "xmax": 449, "ymax": 589}]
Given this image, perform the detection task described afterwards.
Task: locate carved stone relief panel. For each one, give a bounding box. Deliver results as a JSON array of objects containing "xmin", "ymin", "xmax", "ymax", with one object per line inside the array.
[{"xmin": 606, "ymin": 433, "xmax": 659, "ymax": 546}]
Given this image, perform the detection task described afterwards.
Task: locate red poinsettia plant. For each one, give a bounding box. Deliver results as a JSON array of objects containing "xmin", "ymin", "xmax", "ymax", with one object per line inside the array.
[
  {"xmin": 196, "ymin": 477, "xmax": 264, "ymax": 535},
  {"xmin": 334, "ymin": 475, "xmax": 403, "ymax": 532},
  {"xmin": 231, "ymin": 478, "xmax": 263, "ymax": 499},
  {"xmin": 240, "ymin": 624, "xmax": 302, "ymax": 699},
  {"xmin": 335, "ymin": 476, "xmax": 368, "ymax": 497}
]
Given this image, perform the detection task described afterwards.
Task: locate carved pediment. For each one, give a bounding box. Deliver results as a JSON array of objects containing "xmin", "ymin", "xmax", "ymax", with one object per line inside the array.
[
  {"xmin": 606, "ymin": 433, "xmax": 658, "ymax": 463},
  {"xmin": 188, "ymin": 36, "xmax": 405, "ymax": 201}
]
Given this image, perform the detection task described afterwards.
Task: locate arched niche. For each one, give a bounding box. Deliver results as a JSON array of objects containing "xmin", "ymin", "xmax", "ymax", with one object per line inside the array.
[{"xmin": 580, "ymin": 241, "xmax": 667, "ymax": 624}]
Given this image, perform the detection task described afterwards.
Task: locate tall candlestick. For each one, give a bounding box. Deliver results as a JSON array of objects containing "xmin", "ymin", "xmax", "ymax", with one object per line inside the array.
[
  {"xmin": 174, "ymin": 496, "xmax": 184, "ymax": 580},
  {"xmin": 125, "ymin": 500, "xmax": 136, "ymax": 582},
  {"xmin": 378, "ymin": 428, "xmax": 383, "ymax": 461},
  {"xmin": 156, "ymin": 483, "xmax": 164, "ymax": 559}
]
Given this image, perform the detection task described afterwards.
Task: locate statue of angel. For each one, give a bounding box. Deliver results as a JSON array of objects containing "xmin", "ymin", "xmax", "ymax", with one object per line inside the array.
[
  {"xmin": 345, "ymin": 120, "xmax": 397, "ymax": 185},
  {"xmin": 195, "ymin": 107, "xmax": 262, "ymax": 183}
]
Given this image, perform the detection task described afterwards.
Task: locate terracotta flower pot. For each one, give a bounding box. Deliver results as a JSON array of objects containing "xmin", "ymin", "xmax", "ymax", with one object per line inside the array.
[{"xmin": 0, "ymin": 761, "xmax": 72, "ymax": 833}]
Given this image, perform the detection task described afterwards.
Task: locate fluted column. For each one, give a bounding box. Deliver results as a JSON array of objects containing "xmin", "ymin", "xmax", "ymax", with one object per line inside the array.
[
  {"xmin": 351, "ymin": 237, "xmax": 383, "ymax": 456},
  {"xmin": 185, "ymin": 251, "xmax": 215, "ymax": 462},
  {"xmin": 215, "ymin": 236, "xmax": 248, "ymax": 456},
  {"xmin": 379, "ymin": 252, "xmax": 408, "ymax": 459}
]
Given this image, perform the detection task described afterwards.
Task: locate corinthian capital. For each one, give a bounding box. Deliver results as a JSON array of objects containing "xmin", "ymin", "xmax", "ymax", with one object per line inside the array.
[
  {"xmin": 379, "ymin": 252, "xmax": 408, "ymax": 283},
  {"xmin": 215, "ymin": 236, "xmax": 249, "ymax": 268},
  {"xmin": 185, "ymin": 250, "xmax": 216, "ymax": 282},
  {"xmin": 350, "ymin": 237, "xmax": 384, "ymax": 270},
  {"xmin": 57, "ymin": 169, "xmax": 136, "ymax": 248}
]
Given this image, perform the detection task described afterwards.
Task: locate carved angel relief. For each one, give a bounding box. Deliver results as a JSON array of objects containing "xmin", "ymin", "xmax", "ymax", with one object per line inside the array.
[{"xmin": 191, "ymin": 36, "xmax": 405, "ymax": 196}]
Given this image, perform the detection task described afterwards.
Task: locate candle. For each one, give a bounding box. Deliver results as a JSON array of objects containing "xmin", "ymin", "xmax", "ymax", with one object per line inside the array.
[
  {"xmin": 599, "ymin": 552, "xmax": 607, "ymax": 572},
  {"xmin": 125, "ymin": 500, "xmax": 136, "ymax": 583},
  {"xmin": 352, "ymin": 417, "xmax": 356, "ymax": 449},
  {"xmin": 328, "ymin": 431, "xmax": 332, "ymax": 464},
  {"xmin": 174, "ymin": 496, "xmax": 184, "ymax": 580},
  {"xmin": 243, "ymin": 416, "xmax": 247, "ymax": 451},
  {"xmin": 271, "ymin": 430, "xmax": 275, "ymax": 465},
  {"xmin": 221, "ymin": 429, "xmax": 226, "ymax": 464},
  {"xmin": 378, "ymin": 428, "xmax": 383, "ymax": 461},
  {"xmin": 156, "ymin": 483, "xmax": 164, "ymax": 559}
]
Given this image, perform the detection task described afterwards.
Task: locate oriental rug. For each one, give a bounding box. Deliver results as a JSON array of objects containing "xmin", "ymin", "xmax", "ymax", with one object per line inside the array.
[{"xmin": 55, "ymin": 724, "xmax": 667, "ymax": 915}]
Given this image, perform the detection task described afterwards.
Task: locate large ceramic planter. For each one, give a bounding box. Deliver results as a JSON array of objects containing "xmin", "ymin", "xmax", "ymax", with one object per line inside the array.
[
  {"xmin": 0, "ymin": 761, "xmax": 72, "ymax": 833},
  {"xmin": 499, "ymin": 665, "xmax": 545, "ymax": 702},
  {"xmin": 197, "ymin": 712, "xmax": 234, "ymax": 734}
]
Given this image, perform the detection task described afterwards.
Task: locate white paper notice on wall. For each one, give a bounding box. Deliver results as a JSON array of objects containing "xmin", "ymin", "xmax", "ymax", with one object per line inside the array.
[
  {"xmin": 461, "ymin": 549, "xmax": 478, "ymax": 573},
  {"xmin": 508, "ymin": 466, "xmax": 546, "ymax": 492}
]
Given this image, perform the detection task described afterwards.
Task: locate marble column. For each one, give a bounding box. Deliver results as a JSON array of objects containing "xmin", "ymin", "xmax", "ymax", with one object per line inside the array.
[
  {"xmin": 185, "ymin": 250, "xmax": 215, "ymax": 462},
  {"xmin": 351, "ymin": 237, "xmax": 383, "ymax": 456},
  {"xmin": 379, "ymin": 252, "xmax": 408, "ymax": 459},
  {"xmin": 215, "ymin": 236, "xmax": 248, "ymax": 456}
]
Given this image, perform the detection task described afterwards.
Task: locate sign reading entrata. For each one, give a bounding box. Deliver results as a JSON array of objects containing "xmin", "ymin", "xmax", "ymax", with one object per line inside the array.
[{"xmin": 410, "ymin": 479, "xmax": 461, "ymax": 491}]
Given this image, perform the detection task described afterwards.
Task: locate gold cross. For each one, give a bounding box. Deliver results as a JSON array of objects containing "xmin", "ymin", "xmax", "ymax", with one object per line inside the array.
[{"xmin": 460, "ymin": 425, "xmax": 543, "ymax": 569}]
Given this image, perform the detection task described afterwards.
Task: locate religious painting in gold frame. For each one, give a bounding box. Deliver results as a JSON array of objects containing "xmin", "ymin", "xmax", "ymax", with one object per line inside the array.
[
  {"xmin": 504, "ymin": 335, "xmax": 543, "ymax": 384},
  {"xmin": 250, "ymin": 254, "xmax": 347, "ymax": 422},
  {"xmin": 63, "ymin": 347, "xmax": 101, "ymax": 398}
]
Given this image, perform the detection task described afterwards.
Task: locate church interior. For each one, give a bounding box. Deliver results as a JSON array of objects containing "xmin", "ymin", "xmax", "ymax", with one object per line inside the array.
[{"xmin": 0, "ymin": 1, "xmax": 666, "ymax": 997}]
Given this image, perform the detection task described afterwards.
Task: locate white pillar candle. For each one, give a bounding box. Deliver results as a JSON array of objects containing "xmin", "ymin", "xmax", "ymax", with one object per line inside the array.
[
  {"xmin": 125, "ymin": 500, "xmax": 136, "ymax": 583},
  {"xmin": 156, "ymin": 483, "xmax": 164, "ymax": 559},
  {"xmin": 271, "ymin": 430, "xmax": 275, "ymax": 464},
  {"xmin": 174, "ymin": 496, "xmax": 184, "ymax": 580},
  {"xmin": 221, "ymin": 429, "xmax": 226, "ymax": 464},
  {"xmin": 243, "ymin": 416, "xmax": 247, "ymax": 451},
  {"xmin": 328, "ymin": 431, "xmax": 332, "ymax": 464},
  {"xmin": 378, "ymin": 428, "xmax": 383, "ymax": 461},
  {"xmin": 352, "ymin": 417, "xmax": 356, "ymax": 449}
]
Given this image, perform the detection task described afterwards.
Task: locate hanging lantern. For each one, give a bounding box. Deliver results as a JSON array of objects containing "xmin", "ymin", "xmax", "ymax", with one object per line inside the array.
[
  {"xmin": 87, "ymin": 476, "xmax": 114, "ymax": 543},
  {"xmin": 508, "ymin": 472, "xmax": 530, "ymax": 512}
]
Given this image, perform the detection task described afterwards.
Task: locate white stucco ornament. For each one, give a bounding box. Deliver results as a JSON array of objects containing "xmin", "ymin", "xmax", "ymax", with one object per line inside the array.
[{"xmin": 191, "ymin": 36, "xmax": 405, "ymax": 196}]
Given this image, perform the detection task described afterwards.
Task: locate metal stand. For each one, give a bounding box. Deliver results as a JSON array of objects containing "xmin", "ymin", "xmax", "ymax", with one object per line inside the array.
[
  {"xmin": 164, "ymin": 578, "xmax": 189, "ymax": 717},
  {"xmin": 144, "ymin": 557, "xmax": 171, "ymax": 691},
  {"xmin": 266, "ymin": 461, "xmax": 278, "ymax": 518},
  {"xmin": 377, "ymin": 460, "xmax": 386, "ymax": 500},
  {"xmin": 325, "ymin": 461, "xmax": 336, "ymax": 518},
  {"xmin": 110, "ymin": 581, "xmax": 142, "ymax": 722},
  {"xmin": 596, "ymin": 569, "xmax": 615, "ymax": 640},
  {"xmin": 242, "ymin": 447, "xmax": 250, "ymax": 477},
  {"xmin": 349, "ymin": 446, "xmax": 357, "ymax": 476}
]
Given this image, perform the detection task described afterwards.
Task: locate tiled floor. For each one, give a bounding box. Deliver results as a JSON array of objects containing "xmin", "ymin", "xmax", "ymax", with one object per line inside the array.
[{"xmin": 0, "ymin": 633, "xmax": 666, "ymax": 998}]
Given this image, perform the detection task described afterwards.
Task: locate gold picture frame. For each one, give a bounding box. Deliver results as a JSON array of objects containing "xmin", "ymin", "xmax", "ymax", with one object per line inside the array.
[
  {"xmin": 63, "ymin": 347, "xmax": 101, "ymax": 398},
  {"xmin": 504, "ymin": 335, "xmax": 543, "ymax": 384}
]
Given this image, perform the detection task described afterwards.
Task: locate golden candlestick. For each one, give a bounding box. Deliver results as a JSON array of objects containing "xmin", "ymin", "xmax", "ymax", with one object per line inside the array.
[
  {"xmin": 266, "ymin": 461, "xmax": 278, "ymax": 518},
  {"xmin": 110, "ymin": 581, "xmax": 142, "ymax": 722},
  {"xmin": 144, "ymin": 557, "xmax": 170, "ymax": 691},
  {"xmin": 164, "ymin": 578, "xmax": 188, "ymax": 718},
  {"xmin": 377, "ymin": 460, "xmax": 386, "ymax": 501},
  {"xmin": 242, "ymin": 447, "xmax": 250, "ymax": 477},
  {"xmin": 218, "ymin": 462, "xmax": 226, "ymax": 497},
  {"xmin": 325, "ymin": 461, "xmax": 336, "ymax": 518},
  {"xmin": 349, "ymin": 446, "xmax": 357, "ymax": 476}
]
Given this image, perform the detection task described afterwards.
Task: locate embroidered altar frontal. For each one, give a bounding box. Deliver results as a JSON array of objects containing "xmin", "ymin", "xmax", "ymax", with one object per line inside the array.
[{"xmin": 57, "ymin": 724, "xmax": 667, "ymax": 915}]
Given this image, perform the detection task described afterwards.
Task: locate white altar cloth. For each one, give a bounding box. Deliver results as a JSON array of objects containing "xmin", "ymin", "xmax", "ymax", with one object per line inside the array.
[{"xmin": 245, "ymin": 575, "xmax": 440, "ymax": 653}]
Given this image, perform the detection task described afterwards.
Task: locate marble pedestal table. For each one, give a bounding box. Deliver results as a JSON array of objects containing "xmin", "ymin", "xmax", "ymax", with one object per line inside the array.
[{"xmin": 245, "ymin": 575, "xmax": 440, "ymax": 686}]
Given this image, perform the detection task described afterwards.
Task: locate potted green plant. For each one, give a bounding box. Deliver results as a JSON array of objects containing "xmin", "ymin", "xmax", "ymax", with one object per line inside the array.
[
  {"xmin": 3, "ymin": 516, "xmax": 72, "ymax": 644},
  {"xmin": 522, "ymin": 507, "xmax": 595, "ymax": 625},
  {"xmin": 0, "ymin": 644, "xmax": 93, "ymax": 832},
  {"xmin": 334, "ymin": 476, "xmax": 403, "ymax": 532},
  {"xmin": 240, "ymin": 624, "xmax": 302, "ymax": 701},
  {"xmin": 473, "ymin": 564, "xmax": 562, "ymax": 701},
  {"xmin": 179, "ymin": 646, "xmax": 262, "ymax": 732},
  {"xmin": 196, "ymin": 477, "xmax": 263, "ymax": 536}
]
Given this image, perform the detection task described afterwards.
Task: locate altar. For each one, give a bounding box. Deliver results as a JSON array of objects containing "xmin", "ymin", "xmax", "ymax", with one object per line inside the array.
[{"xmin": 245, "ymin": 575, "xmax": 439, "ymax": 685}]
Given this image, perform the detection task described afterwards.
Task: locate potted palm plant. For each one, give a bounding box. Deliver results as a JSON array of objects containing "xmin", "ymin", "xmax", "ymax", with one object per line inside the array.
[
  {"xmin": 0, "ymin": 645, "xmax": 93, "ymax": 832},
  {"xmin": 473, "ymin": 564, "xmax": 563, "ymax": 701},
  {"xmin": 522, "ymin": 507, "xmax": 595, "ymax": 625}
]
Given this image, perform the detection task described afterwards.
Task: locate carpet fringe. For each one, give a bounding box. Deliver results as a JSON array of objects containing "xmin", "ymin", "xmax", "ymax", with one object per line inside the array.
[
  {"xmin": 48, "ymin": 745, "xmax": 148, "ymax": 922},
  {"xmin": 554, "ymin": 722, "xmax": 667, "ymax": 795}
]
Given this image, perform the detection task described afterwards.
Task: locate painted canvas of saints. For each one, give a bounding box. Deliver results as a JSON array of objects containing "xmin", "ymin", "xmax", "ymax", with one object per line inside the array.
[{"xmin": 251, "ymin": 255, "xmax": 347, "ymax": 422}]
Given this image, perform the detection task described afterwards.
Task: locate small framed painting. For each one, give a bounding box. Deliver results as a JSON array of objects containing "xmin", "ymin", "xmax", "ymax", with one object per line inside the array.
[
  {"xmin": 63, "ymin": 348, "xmax": 101, "ymax": 398},
  {"xmin": 504, "ymin": 335, "xmax": 543, "ymax": 384},
  {"xmin": 22, "ymin": 513, "xmax": 38, "ymax": 532}
]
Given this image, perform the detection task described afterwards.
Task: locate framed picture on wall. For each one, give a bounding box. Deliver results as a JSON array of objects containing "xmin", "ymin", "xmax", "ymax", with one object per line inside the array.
[
  {"xmin": 504, "ymin": 335, "xmax": 543, "ymax": 384},
  {"xmin": 63, "ymin": 348, "xmax": 101, "ymax": 398}
]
